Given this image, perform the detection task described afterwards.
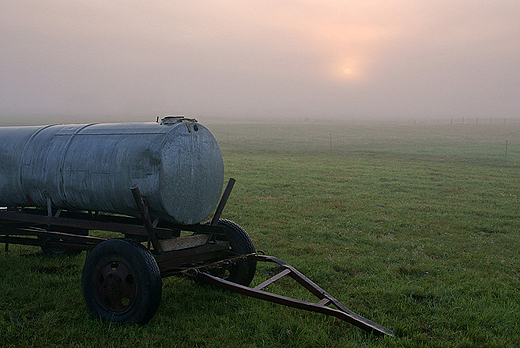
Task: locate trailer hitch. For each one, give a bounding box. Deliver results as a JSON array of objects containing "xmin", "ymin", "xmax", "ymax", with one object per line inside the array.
[{"xmin": 185, "ymin": 253, "xmax": 394, "ymax": 337}]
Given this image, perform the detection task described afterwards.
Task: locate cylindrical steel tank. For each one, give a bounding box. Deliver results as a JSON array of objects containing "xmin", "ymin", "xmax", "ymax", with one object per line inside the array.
[{"xmin": 0, "ymin": 117, "xmax": 224, "ymax": 225}]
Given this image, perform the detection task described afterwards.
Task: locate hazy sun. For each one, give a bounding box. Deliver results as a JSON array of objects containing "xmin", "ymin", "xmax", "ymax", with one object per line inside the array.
[
  {"xmin": 339, "ymin": 65, "xmax": 361, "ymax": 81},
  {"xmin": 327, "ymin": 59, "xmax": 366, "ymax": 82}
]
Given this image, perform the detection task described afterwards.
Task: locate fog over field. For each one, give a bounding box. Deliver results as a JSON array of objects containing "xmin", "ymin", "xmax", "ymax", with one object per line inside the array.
[{"xmin": 1, "ymin": 1, "xmax": 519, "ymax": 125}]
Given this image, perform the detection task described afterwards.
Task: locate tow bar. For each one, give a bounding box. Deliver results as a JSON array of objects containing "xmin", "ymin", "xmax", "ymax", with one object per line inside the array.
[{"xmin": 185, "ymin": 253, "xmax": 394, "ymax": 337}]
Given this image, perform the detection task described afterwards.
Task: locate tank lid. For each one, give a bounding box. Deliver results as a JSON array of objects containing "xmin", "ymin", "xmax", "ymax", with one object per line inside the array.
[{"xmin": 160, "ymin": 115, "xmax": 198, "ymax": 125}]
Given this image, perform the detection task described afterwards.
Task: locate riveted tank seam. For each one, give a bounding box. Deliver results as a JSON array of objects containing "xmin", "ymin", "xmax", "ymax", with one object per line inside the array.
[
  {"xmin": 19, "ymin": 124, "xmax": 55, "ymax": 206},
  {"xmin": 156, "ymin": 122, "xmax": 184, "ymax": 220},
  {"xmin": 58, "ymin": 123, "xmax": 99, "ymax": 204}
]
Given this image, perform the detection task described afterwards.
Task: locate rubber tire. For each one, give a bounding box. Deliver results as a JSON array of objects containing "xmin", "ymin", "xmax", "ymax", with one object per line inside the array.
[
  {"xmin": 81, "ymin": 238, "xmax": 162, "ymax": 324},
  {"xmin": 40, "ymin": 241, "xmax": 83, "ymax": 256},
  {"xmin": 39, "ymin": 229, "xmax": 88, "ymax": 256},
  {"xmin": 213, "ymin": 219, "xmax": 257, "ymax": 287}
]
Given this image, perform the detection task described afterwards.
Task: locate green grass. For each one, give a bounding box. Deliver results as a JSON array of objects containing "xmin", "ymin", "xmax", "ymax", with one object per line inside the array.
[{"xmin": 2, "ymin": 122, "xmax": 520, "ymax": 347}]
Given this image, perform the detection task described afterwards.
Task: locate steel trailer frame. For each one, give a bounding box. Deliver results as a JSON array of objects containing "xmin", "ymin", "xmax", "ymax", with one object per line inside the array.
[{"xmin": 0, "ymin": 179, "xmax": 393, "ymax": 337}]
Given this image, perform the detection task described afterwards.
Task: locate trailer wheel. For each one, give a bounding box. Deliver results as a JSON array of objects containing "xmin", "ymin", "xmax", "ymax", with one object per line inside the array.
[
  {"xmin": 39, "ymin": 229, "xmax": 88, "ymax": 256},
  {"xmin": 81, "ymin": 238, "xmax": 162, "ymax": 324},
  {"xmin": 40, "ymin": 240, "xmax": 82, "ymax": 256},
  {"xmin": 212, "ymin": 219, "xmax": 257, "ymax": 286}
]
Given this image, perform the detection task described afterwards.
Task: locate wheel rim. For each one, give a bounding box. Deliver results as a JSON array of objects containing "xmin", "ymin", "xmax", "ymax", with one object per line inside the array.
[{"xmin": 94, "ymin": 260, "xmax": 137, "ymax": 313}]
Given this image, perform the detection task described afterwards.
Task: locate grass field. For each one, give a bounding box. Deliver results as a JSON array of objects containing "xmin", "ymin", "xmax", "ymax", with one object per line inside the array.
[{"xmin": 1, "ymin": 121, "xmax": 520, "ymax": 347}]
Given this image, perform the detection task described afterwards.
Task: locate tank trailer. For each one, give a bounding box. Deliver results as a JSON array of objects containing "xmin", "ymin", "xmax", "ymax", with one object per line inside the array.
[{"xmin": 0, "ymin": 116, "xmax": 392, "ymax": 336}]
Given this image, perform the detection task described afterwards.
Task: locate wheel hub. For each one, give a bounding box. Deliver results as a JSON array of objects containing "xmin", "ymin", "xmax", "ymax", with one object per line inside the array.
[{"xmin": 94, "ymin": 260, "xmax": 137, "ymax": 313}]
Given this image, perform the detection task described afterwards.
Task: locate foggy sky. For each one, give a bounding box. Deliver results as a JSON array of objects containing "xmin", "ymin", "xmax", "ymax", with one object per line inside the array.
[{"xmin": 1, "ymin": 1, "xmax": 519, "ymax": 124}]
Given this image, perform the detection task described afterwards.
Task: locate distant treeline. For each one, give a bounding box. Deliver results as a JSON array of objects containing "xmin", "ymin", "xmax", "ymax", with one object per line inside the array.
[
  {"xmin": 391, "ymin": 117, "xmax": 520, "ymax": 126},
  {"xmin": 278, "ymin": 117, "xmax": 520, "ymax": 126}
]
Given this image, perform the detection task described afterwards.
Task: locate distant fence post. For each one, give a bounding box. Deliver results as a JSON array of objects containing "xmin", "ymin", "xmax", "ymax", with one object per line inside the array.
[{"xmin": 505, "ymin": 140, "xmax": 509, "ymax": 162}]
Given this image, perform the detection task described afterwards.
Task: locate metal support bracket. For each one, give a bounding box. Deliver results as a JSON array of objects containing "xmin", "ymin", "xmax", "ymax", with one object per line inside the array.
[
  {"xmin": 131, "ymin": 185, "xmax": 163, "ymax": 254},
  {"xmin": 211, "ymin": 178, "xmax": 235, "ymax": 226},
  {"xmin": 190, "ymin": 254, "xmax": 393, "ymax": 337}
]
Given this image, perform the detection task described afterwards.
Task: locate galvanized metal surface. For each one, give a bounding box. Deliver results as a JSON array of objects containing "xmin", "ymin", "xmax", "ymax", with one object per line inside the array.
[{"xmin": 0, "ymin": 119, "xmax": 224, "ymax": 224}]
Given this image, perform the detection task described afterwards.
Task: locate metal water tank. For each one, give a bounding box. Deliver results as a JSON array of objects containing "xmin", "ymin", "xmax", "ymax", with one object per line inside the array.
[{"xmin": 0, "ymin": 117, "xmax": 224, "ymax": 225}]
